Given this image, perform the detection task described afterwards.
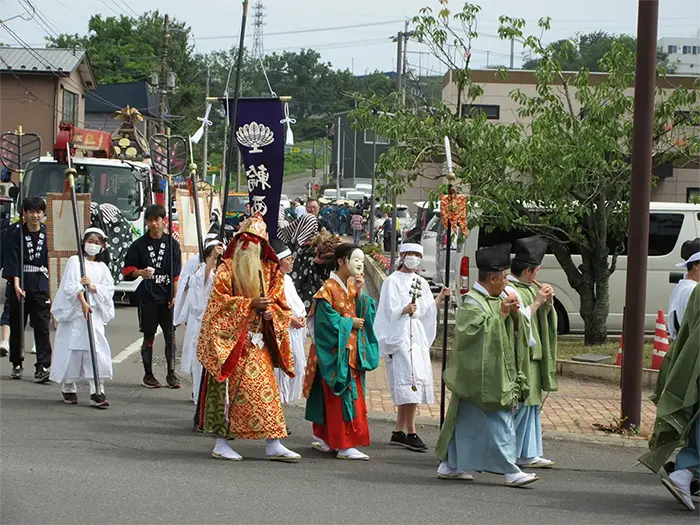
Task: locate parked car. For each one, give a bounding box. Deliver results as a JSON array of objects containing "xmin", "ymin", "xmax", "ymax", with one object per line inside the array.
[
  {"xmin": 280, "ymin": 194, "xmax": 290, "ymax": 209},
  {"xmin": 405, "ymin": 201, "xmax": 440, "ymax": 243},
  {"xmin": 419, "ymin": 214, "xmax": 441, "ymax": 281},
  {"xmin": 440, "ymin": 202, "xmax": 700, "ymax": 334}
]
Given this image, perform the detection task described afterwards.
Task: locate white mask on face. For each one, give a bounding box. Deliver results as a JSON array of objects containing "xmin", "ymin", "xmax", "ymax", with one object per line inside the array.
[
  {"xmin": 403, "ymin": 255, "xmax": 421, "ymax": 270},
  {"xmin": 348, "ymin": 248, "xmax": 365, "ymax": 276},
  {"xmin": 84, "ymin": 243, "xmax": 102, "ymax": 256}
]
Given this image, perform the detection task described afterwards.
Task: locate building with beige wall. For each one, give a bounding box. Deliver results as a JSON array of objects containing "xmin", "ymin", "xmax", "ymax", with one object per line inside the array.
[
  {"xmin": 0, "ymin": 47, "xmax": 96, "ymax": 156},
  {"xmin": 439, "ymin": 68, "xmax": 699, "ymax": 203}
]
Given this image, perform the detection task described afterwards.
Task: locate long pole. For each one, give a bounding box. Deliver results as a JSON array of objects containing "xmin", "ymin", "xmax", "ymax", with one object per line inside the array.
[
  {"xmin": 509, "ymin": 37, "xmax": 514, "ymax": 69},
  {"xmin": 369, "ymin": 134, "xmax": 377, "ymax": 244},
  {"xmin": 202, "ymin": 66, "xmax": 210, "ymax": 183},
  {"xmin": 165, "ymin": 128, "xmax": 176, "ymax": 373},
  {"xmin": 64, "ymin": 163, "xmax": 102, "ymax": 396},
  {"xmin": 440, "ymin": 136, "xmax": 455, "ymax": 428},
  {"xmin": 621, "ymin": 0, "xmax": 659, "ymax": 430},
  {"xmin": 335, "ymin": 116, "xmax": 341, "ymax": 197},
  {"xmin": 323, "ymin": 126, "xmax": 328, "ymax": 184},
  {"xmin": 311, "ymin": 139, "xmax": 317, "ymax": 183},
  {"xmin": 17, "ymin": 126, "xmax": 25, "ymax": 358},
  {"xmin": 189, "ymin": 162, "xmax": 205, "ymax": 261},
  {"xmin": 220, "ymin": 0, "xmax": 249, "ymax": 240},
  {"xmin": 159, "ymin": 15, "xmax": 170, "ymax": 134}
]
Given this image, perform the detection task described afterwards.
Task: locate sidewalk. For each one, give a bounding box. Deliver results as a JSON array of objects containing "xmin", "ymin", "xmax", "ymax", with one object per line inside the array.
[{"xmin": 364, "ymin": 357, "xmax": 656, "ymax": 437}]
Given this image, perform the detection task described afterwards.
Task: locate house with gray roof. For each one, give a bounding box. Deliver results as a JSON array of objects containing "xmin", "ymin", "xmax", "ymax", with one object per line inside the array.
[{"xmin": 0, "ymin": 47, "xmax": 97, "ymax": 149}]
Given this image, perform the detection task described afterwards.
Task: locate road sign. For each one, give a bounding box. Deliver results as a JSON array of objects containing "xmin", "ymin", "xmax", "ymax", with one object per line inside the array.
[
  {"xmin": 313, "ymin": 183, "xmax": 320, "ymax": 192},
  {"xmin": 208, "ymin": 164, "xmax": 222, "ymax": 172},
  {"xmin": 290, "ymin": 147, "xmax": 301, "ymax": 153}
]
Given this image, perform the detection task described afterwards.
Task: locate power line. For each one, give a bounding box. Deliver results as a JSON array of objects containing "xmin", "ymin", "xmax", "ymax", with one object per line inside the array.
[{"xmin": 197, "ymin": 19, "xmax": 406, "ymax": 41}]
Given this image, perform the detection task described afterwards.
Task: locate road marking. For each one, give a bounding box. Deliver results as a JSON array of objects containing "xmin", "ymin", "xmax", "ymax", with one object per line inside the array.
[{"xmin": 113, "ymin": 328, "xmax": 162, "ymax": 364}]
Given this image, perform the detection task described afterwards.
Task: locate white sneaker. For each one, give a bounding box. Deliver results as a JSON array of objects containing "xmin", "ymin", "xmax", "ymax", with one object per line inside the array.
[
  {"xmin": 504, "ymin": 471, "xmax": 539, "ymax": 487},
  {"xmin": 211, "ymin": 438, "xmax": 242, "ymax": 461},
  {"xmin": 661, "ymin": 469, "xmax": 695, "ymax": 511},
  {"xmin": 337, "ymin": 447, "xmax": 369, "ymax": 461},
  {"xmin": 437, "ymin": 461, "xmax": 474, "ymax": 481},
  {"xmin": 516, "ymin": 456, "xmax": 555, "ymax": 468}
]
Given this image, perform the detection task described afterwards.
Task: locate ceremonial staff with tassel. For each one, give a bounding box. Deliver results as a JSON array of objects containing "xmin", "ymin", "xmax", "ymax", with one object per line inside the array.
[
  {"xmin": 63, "ymin": 148, "xmax": 103, "ymax": 396},
  {"xmin": 193, "ymin": 0, "xmax": 249, "ymax": 431}
]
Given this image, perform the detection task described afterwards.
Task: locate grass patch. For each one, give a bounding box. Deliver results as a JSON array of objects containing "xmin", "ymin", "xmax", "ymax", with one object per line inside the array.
[{"xmin": 557, "ymin": 338, "xmax": 654, "ymax": 368}]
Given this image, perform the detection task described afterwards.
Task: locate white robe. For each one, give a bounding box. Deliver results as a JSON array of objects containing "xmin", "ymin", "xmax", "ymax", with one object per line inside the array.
[
  {"xmin": 275, "ymin": 274, "xmax": 307, "ymax": 404},
  {"xmin": 667, "ymin": 278, "xmax": 698, "ymax": 339},
  {"xmin": 49, "ymin": 256, "xmax": 115, "ymax": 385},
  {"xmin": 173, "ymin": 254, "xmax": 201, "ymax": 327},
  {"xmin": 374, "ymin": 271, "xmax": 436, "ymax": 406},
  {"xmin": 180, "ymin": 263, "xmax": 214, "ymax": 403}
]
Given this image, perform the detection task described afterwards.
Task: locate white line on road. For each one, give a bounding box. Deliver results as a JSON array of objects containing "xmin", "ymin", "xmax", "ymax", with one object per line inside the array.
[{"xmin": 112, "ymin": 328, "xmax": 162, "ymax": 364}]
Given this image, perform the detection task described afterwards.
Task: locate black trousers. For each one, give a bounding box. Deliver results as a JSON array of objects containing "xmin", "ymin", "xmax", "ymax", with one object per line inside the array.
[
  {"xmin": 8, "ymin": 289, "xmax": 52, "ymax": 370},
  {"xmin": 137, "ymin": 302, "xmax": 175, "ymax": 375}
]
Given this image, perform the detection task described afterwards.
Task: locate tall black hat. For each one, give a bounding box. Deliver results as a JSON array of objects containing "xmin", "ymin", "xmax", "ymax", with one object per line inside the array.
[
  {"xmin": 475, "ymin": 243, "xmax": 511, "ymax": 272},
  {"xmin": 513, "ymin": 236, "xmax": 549, "ymax": 266},
  {"xmin": 269, "ymin": 238, "xmax": 292, "ymax": 260}
]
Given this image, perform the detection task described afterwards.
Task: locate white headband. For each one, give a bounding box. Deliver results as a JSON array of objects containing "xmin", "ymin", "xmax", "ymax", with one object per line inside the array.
[
  {"xmin": 276, "ymin": 248, "xmax": 292, "ymax": 260},
  {"xmin": 400, "ymin": 243, "xmax": 423, "ymax": 256},
  {"xmin": 676, "ymin": 251, "xmax": 700, "ymax": 268},
  {"xmin": 205, "ymin": 239, "xmax": 221, "ymax": 250},
  {"xmin": 84, "ymin": 227, "xmax": 106, "ymax": 240}
]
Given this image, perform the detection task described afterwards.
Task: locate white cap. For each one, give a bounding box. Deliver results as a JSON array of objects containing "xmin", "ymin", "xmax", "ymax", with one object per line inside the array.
[
  {"xmin": 205, "ymin": 239, "xmax": 221, "ymax": 250},
  {"xmin": 84, "ymin": 227, "xmax": 107, "ymax": 240},
  {"xmin": 676, "ymin": 251, "xmax": 700, "ymax": 268},
  {"xmin": 399, "ymin": 243, "xmax": 423, "ymax": 256}
]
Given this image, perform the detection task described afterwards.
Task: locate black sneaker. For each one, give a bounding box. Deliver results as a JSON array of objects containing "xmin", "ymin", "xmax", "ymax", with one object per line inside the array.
[
  {"xmin": 90, "ymin": 393, "xmax": 110, "ymax": 409},
  {"xmin": 390, "ymin": 431, "xmax": 407, "ymax": 447},
  {"xmin": 691, "ymin": 478, "xmax": 699, "ymax": 497},
  {"xmin": 142, "ymin": 374, "xmax": 161, "ymax": 388},
  {"xmin": 34, "ymin": 366, "xmax": 50, "ymax": 384},
  {"xmin": 10, "ymin": 365, "xmax": 23, "ymax": 379},
  {"xmin": 404, "ymin": 433, "xmax": 428, "ymax": 452},
  {"xmin": 62, "ymin": 392, "xmax": 78, "ymax": 404},
  {"xmin": 166, "ymin": 372, "xmax": 181, "ymax": 389}
]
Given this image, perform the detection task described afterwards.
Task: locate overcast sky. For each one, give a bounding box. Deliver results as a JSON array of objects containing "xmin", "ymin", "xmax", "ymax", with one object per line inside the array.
[{"xmin": 2, "ymin": 0, "xmax": 699, "ymax": 80}]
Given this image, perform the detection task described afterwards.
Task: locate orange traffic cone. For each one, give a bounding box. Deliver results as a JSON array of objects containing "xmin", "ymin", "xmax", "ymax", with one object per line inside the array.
[
  {"xmin": 615, "ymin": 334, "xmax": 623, "ymax": 366},
  {"xmin": 651, "ymin": 310, "xmax": 670, "ymax": 370}
]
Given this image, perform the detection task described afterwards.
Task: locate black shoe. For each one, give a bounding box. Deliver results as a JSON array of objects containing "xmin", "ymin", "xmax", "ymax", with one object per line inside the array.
[
  {"xmin": 10, "ymin": 365, "xmax": 23, "ymax": 380},
  {"xmin": 691, "ymin": 478, "xmax": 699, "ymax": 497},
  {"xmin": 142, "ymin": 373, "xmax": 161, "ymax": 388},
  {"xmin": 404, "ymin": 433, "xmax": 428, "ymax": 452},
  {"xmin": 90, "ymin": 393, "xmax": 110, "ymax": 409},
  {"xmin": 62, "ymin": 392, "xmax": 78, "ymax": 404},
  {"xmin": 34, "ymin": 366, "xmax": 50, "ymax": 383},
  {"xmin": 390, "ymin": 431, "xmax": 407, "ymax": 447},
  {"xmin": 166, "ymin": 372, "xmax": 181, "ymax": 389},
  {"xmin": 0, "ymin": 345, "xmax": 7, "ymax": 357}
]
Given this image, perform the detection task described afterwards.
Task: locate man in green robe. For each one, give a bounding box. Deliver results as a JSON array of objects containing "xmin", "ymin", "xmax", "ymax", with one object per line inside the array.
[
  {"xmin": 639, "ymin": 284, "xmax": 699, "ymax": 511},
  {"xmin": 506, "ymin": 236, "xmax": 557, "ymax": 468},
  {"xmin": 435, "ymin": 243, "xmax": 547, "ymax": 487}
]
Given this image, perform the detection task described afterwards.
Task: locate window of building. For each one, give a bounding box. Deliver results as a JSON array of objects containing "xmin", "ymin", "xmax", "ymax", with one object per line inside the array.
[
  {"xmin": 693, "ymin": 46, "xmax": 699, "ymax": 55},
  {"xmin": 462, "ymin": 104, "xmax": 500, "ymax": 120},
  {"xmin": 667, "ymin": 45, "xmax": 678, "ymax": 54},
  {"xmin": 687, "ymin": 188, "xmax": 700, "ymax": 203},
  {"xmin": 363, "ymin": 130, "xmax": 389, "ymax": 145},
  {"xmin": 62, "ymin": 89, "xmax": 79, "ymax": 124},
  {"xmin": 682, "ymin": 45, "xmax": 691, "ymax": 55}
]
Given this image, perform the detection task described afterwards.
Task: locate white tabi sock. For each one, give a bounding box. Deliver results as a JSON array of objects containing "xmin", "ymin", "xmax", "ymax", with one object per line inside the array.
[
  {"xmin": 213, "ymin": 438, "xmax": 242, "ymax": 460},
  {"xmin": 266, "ymin": 438, "xmax": 300, "ymax": 458}
]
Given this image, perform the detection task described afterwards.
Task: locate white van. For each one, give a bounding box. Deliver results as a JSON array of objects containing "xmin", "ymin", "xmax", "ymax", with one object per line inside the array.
[{"xmin": 434, "ymin": 202, "xmax": 700, "ymax": 334}]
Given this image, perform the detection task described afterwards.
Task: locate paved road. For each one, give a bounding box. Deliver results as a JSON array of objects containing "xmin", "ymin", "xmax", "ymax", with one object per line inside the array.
[{"xmin": 1, "ymin": 307, "xmax": 698, "ymax": 524}]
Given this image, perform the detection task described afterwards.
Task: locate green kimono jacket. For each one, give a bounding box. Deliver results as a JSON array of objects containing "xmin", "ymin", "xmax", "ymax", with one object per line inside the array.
[
  {"xmin": 305, "ymin": 278, "xmax": 380, "ymax": 425},
  {"xmin": 639, "ymin": 285, "xmax": 700, "ymax": 473},
  {"xmin": 507, "ymin": 279, "xmax": 558, "ymax": 405}
]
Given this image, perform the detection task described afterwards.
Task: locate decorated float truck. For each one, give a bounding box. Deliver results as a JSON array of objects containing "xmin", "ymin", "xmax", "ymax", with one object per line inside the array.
[{"xmin": 19, "ymin": 121, "xmax": 152, "ymax": 304}]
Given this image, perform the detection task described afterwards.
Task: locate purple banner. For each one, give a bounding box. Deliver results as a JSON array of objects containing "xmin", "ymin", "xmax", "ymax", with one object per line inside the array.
[{"xmin": 227, "ymin": 98, "xmax": 284, "ymax": 238}]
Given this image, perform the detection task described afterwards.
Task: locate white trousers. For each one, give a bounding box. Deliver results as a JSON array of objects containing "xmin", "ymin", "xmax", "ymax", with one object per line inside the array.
[{"xmin": 61, "ymin": 379, "xmax": 104, "ymax": 395}]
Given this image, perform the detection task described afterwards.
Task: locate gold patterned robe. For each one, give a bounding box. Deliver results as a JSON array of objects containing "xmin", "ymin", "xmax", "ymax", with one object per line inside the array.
[{"xmin": 196, "ymin": 258, "xmax": 293, "ymax": 439}]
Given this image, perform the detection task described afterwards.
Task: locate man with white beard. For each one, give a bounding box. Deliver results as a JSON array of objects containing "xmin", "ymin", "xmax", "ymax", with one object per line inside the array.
[{"xmin": 374, "ymin": 243, "xmax": 450, "ymax": 452}]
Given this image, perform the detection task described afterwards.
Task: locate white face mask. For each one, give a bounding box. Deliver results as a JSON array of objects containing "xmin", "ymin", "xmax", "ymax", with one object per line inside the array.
[
  {"xmin": 84, "ymin": 243, "xmax": 102, "ymax": 256},
  {"xmin": 348, "ymin": 249, "xmax": 365, "ymax": 276},
  {"xmin": 403, "ymin": 255, "xmax": 421, "ymax": 270}
]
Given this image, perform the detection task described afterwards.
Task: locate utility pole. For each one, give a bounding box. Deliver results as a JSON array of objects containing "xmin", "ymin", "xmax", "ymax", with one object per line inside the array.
[
  {"xmin": 236, "ymin": 149, "xmax": 242, "ymax": 192},
  {"xmin": 621, "ymin": 0, "xmax": 659, "ymax": 430},
  {"xmin": 509, "ymin": 37, "xmax": 514, "ymax": 69},
  {"xmin": 323, "ymin": 126, "xmax": 328, "ymax": 184},
  {"xmin": 311, "ymin": 139, "xmax": 317, "ymax": 182},
  {"xmin": 202, "ymin": 66, "xmax": 210, "ymax": 183},
  {"xmin": 335, "ymin": 116, "xmax": 341, "ymax": 198},
  {"xmin": 159, "ymin": 14, "xmax": 170, "ymax": 133}
]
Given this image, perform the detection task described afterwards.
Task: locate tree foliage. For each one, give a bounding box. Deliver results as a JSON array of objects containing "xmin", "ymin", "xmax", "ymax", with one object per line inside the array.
[
  {"xmin": 351, "ymin": 1, "xmax": 700, "ymax": 344},
  {"xmin": 521, "ymin": 30, "xmax": 674, "ymax": 73}
]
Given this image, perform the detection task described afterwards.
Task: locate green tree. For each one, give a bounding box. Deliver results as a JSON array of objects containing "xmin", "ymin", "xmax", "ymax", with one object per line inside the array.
[
  {"xmin": 522, "ymin": 30, "xmax": 674, "ymax": 73},
  {"xmin": 352, "ymin": 1, "xmax": 699, "ymax": 344}
]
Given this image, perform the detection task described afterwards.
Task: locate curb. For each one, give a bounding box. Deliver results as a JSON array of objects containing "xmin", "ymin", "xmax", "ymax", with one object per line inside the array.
[{"xmin": 366, "ymin": 411, "xmax": 649, "ymax": 448}]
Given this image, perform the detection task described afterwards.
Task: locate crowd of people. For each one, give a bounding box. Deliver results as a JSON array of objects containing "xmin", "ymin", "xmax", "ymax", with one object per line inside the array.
[{"xmin": 0, "ymin": 194, "xmax": 697, "ymax": 508}]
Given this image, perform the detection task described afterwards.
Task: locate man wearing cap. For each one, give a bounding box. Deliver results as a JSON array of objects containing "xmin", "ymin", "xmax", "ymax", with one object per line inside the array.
[
  {"xmin": 505, "ymin": 236, "xmax": 557, "ymax": 469},
  {"xmin": 667, "ymin": 238, "xmax": 699, "ymax": 341},
  {"xmin": 435, "ymin": 243, "xmax": 546, "ymax": 487},
  {"xmin": 374, "ymin": 243, "xmax": 450, "ymax": 452}
]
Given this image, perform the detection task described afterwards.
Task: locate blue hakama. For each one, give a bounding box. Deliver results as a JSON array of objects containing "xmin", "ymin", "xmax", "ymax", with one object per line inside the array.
[
  {"xmin": 514, "ymin": 404, "xmax": 543, "ymax": 460},
  {"xmin": 445, "ymin": 399, "xmax": 520, "ymax": 475}
]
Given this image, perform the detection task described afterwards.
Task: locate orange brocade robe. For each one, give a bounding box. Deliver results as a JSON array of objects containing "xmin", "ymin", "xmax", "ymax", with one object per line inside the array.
[{"xmin": 196, "ymin": 258, "xmax": 293, "ymax": 439}]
